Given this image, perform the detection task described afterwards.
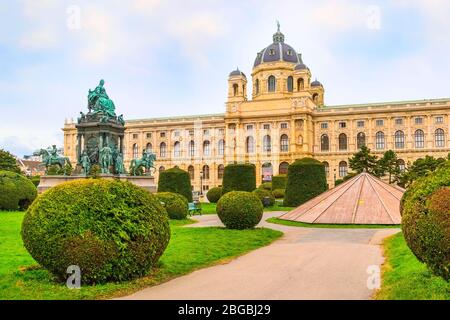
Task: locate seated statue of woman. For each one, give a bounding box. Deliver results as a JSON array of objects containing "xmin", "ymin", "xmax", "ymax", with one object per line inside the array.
[{"xmin": 87, "ymin": 80, "xmax": 116, "ymax": 117}]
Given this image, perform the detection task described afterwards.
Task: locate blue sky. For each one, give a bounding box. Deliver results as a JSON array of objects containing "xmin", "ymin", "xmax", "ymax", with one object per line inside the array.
[{"xmin": 1, "ymin": 0, "xmax": 449, "ymax": 157}]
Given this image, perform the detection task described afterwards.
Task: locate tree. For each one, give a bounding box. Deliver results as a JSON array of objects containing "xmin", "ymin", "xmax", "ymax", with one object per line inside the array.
[
  {"xmin": 398, "ymin": 155, "xmax": 446, "ymax": 188},
  {"xmin": 376, "ymin": 150, "xmax": 400, "ymax": 184},
  {"xmin": 0, "ymin": 149, "xmax": 21, "ymax": 174},
  {"xmin": 349, "ymin": 146, "xmax": 378, "ymax": 174}
]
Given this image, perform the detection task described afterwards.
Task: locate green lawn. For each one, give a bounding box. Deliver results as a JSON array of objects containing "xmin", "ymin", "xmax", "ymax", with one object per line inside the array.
[
  {"xmin": 375, "ymin": 232, "xmax": 450, "ymax": 300},
  {"xmin": 0, "ymin": 211, "xmax": 282, "ymax": 300},
  {"xmin": 198, "ymin": 202, "xmax": 293, "ymax": 215},
  {"xmin": 266, "ymin": 217, "xmax": 401, "ymax": 229}
]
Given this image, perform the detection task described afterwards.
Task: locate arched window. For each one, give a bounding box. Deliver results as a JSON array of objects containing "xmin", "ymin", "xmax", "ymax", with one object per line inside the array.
[
  {"xmin": 395, "ymin": 131, "xmax": 405, "ymax": 149},
  {"xmin": 255, "ymin": 79, "xmax": 260, "ymax": 95},
  {"xmin": 263, "ymin": 135, "xmax": 271, "ymax": 152},
  {"xmin": 146, "ymin": 142, "xmax": 152, "ymax": 153},
  {"xmin": 132, "ymin": 143, "xmax": 139, "ymax": 159},
  {"xmin": 173, "ymin": 141, "xmax": 181, "ymax": 157},
  {"xmin": 435, "ymin": 128, "xmax": 445, "ymax": 147},
  {"xmin": 321, "ymin": 134, "xmax": 329, "ymax": 152},
  {"xmin": 262, "ymin": 163, "xmax": 273, "ymax": 182},
  {"xmin": 375, "ymin": 131, "xmax": 385, "ymax": 150},
  {"xmin": 297, "ymin": 78, "xmax": 304, "ymax": 91},
  {"xmin": 339, "ymin": 161, "xmax": 348, "ymax": 177},
  {"xmin": 323, "ymin": 162, "xmax": 330, "ymax": 177},
  {"xmin": 188, "ymin": 140, "xmax": 195, "ymax": 157},
  {"xmin": 218, "ymin": 165, "xmax": 224, "ymax": 179},
  {"xmin": 159, "ymin": 142, "xmax": 166, "ymax": 158},
  {"xmin": 397, "ymin": 159, "xmax": 406, "ymax": 172},
  {"xmin": 202, "ymin": 165, "xmax": 210, "ymax": 180},
  {"xmin": 312, "ymin": 93, "xmax": 319, "ymax": 104},
  {"xmin": 287, "ymin": 76, "xmax": 293, "ymax": 92},
  {"xmin": 203, "ymin": 140, "xmax": 210, "ymax": 156},
  {"xmin": 159, "ymin": 166, "xmax": 165, "ymax": 173},
  {"xmin": 338, "ymin": 133, "xmax": 347, "ymax": 151},
  {"xmin": 356, "ymin": 132, "xmax": 365, "ymax": 149},
  {"xmin": 279, "ymin": 162, "xmax": 289, "ymax": 175},
  {"xmin": 280, "ymin": 134, "xmax": 289, "ymax": 152},
  {"xmin": 415, "ymin": 129, "xmax": 425, "ymax": 148},
  {"xmin": 218, "ymin": 139, "xmax": 225, "ymax": 156},
  {"xmin": 268, "ymin": 75, "xmax": 276, "ymax": 92},
  {"xmin": 188, "ymin": 165, "xmax": 194, "ymax": 180},
  {"xmin": 233, "ymin": 83, "xmax": 238, "ymax": 96},
  {"xmin": 298, "ymin": 135, "xmax": 303, "ymax": 145},
  {"xmin": 246, "ymin": 136, "xmax": 254, "ymax": 153}
]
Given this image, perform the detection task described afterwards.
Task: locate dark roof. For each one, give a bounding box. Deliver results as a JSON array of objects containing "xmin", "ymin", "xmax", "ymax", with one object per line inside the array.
[
  {"xmin": 229, "ymin": 69, "xmax": 246, "ymax": 78},
  {"xmin": 253, "ymin": 28, "xmax": 300, "ymax": 67},
  {"xmin": 311, "ymin": 79, "xmax": 322, "ymax": 87}
]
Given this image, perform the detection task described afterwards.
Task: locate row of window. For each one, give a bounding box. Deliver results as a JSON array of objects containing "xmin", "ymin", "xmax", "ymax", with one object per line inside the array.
[
  {"xmin": 132, "ymin": 140, "xmax": 226, "ymax": 159},
  {"xmin": 131, "ymin": 129, "xmax": 224, "ymax": 140},
  {"xmin": 187, "ymin": 165, "xmax": 224, "ymax": 180},
  {"xmin": 246, "ymin": 135, "xmax": 289, "ymax": 153},
  {"xmin": 320, "ymin": 116, "xmax": 444, "ymax": 130},
  {"xmin": 254, "ymin": 76, "xmax": 307, "ymax": 94},
  {"xmin": 320, "ymin": 129, "xmax": 446, "ymax": 151},
  {"xmin": 322, "ymin": 159, "xmax": 406, "ymax": 179}
]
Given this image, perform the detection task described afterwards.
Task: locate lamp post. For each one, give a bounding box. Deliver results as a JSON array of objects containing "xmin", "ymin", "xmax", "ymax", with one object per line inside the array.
[
  {"xmin": 200, "ymin": 170, "xmax": 203, "ymax": 196},
  {"xmin": 333, "ymin": 168, "xmax": 337, "ymax": 186}
]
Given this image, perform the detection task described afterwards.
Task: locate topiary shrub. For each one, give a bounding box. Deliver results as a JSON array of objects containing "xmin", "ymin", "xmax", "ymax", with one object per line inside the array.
[
  {"xmin": 271, "ymin": 174, "xmax": 287, "ymax": 191},
  {"xmin": 154, "ymin": 192, "xmax": 188, "ymax": 220},
  {"xmin": 222, "ymin": 163, "xmax": 256, "ymax": 195},
  {"xmin": 272, "ymin": 189, "xmax": 285, "ymax": 199},
  {"xmin": 252, "ymin": 188, "xmax": 275, "ymax": 207},
  {"xmin": 283, "ymin": 158, "xmax": 328, "ymax": 207},
  {"xmin": 89, "ymin": 164, "xmax": 101, "ymax": 178},
  {"xmin": 29, "ymin": 175, "xmax": 40, "ymax": 187},
  {"xmin": 334, "ymin": 179, "xmax": 344, "ymax": 186},
  {"xmin": 216, "ymin": 191, "xmax": 263, "ymax": 229},
  {"xmin": 258, "ymin": 182, "xmax": 272, "ymax": 191},
  {"xmin": 21, "ymin": 179, "xmax": 170, "ymax": 284},
  {"xmin": 158, "ymin": 167, "xmax": 192, "ymax": 202},
  {"xmin": 0, "ymin": 171, "xmax": 37, "ymax": 211},
  {"xmin": 206, "ymin": 187, "xmax": 222, "ymax": 203},
  {"xmin": 401, "ymin": 161, "xmax": 450, "ymax": 280}
]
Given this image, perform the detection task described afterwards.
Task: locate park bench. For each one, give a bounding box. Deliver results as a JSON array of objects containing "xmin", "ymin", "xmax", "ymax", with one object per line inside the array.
[{"xmin": 188, "ymin": 202, "xmax": 202, "ymax": 216}]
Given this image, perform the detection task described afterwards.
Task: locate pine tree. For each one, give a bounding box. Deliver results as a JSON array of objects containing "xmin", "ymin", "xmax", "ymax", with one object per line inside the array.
[
  {"xmin": 349, "ymin": 145, "xmax": 378, "ymax": 174},
  {"xmin": 0, "ymin": 149, "xmax": 21, "ymax": 174},
  {"xmin": 376, "ymin": 150, "xmax": 400, "ymax": 184}
]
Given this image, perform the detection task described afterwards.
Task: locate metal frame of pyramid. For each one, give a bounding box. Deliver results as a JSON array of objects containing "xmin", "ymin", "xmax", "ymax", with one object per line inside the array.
[{"xmin": 280, "ymin": 172, "xmax": 404, "ymax": 225}]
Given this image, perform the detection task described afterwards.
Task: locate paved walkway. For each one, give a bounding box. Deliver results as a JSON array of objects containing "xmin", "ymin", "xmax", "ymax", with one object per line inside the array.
[{"xmin": 120, "ymin": 212, "xmax": 400, "ymax": 300}]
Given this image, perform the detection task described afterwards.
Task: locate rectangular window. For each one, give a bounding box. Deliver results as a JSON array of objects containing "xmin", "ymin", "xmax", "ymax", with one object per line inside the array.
[
  {"xmin": 357, "ymin": 121, "xmax": 365, "ymax": 128},
  {"xmin": 263, "ymin": 124, "xmax": 270, "ymax": 130},
  {"xmin": 174, "ymin": 131, "xmax": 180, "ymax": 137},
  {"xmin": 160, "ymin": 132, "xmax": 166, "ymax": 138},
  {"xmin": 246, "ymin": 125, "xmax": 253, "ymax": 131},
  {"xmin": 132, "ymin": 133, "xmax": 138, "ymax": 139},
  {"xmin": 415, "ymin": 117, "xmax": 423, "ymax": 125},
  {"xmin": 339, "ymin": 122, "xmax": 346, "ymax": 129},
  {"xmin": 280, "ymin": 123, "xmax": 288, "ymax": 129},
  {"xmin": 203, "ymin": 129, "xmax": 210, "ymax": 136},
  {"xmin": 146, "ymin": 133, "xmax": 152, "ymax": 139},
  {"xmin": 219, "ymin": 129, "xmax": 225, "ymax": 135},
  {"xmin": 321, "ymin": 122, "xmax": 328, "ymax": 129},
  {"xmin": 376, "ymin": 119, "xmax": 384, "ymax": 126},
  {"xmin": 189, "ymin": 129, "xmax": 194, "ymax": 136},
  {"xmin": 395, "ymin": 118, "xmax": 403, "ymax": 125},
  {"xmin": 435, "ymin": 116, "xmax": 444, "ymax": 124}
]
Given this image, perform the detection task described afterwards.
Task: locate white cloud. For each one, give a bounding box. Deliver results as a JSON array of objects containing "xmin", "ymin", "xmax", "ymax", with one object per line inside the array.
[{"xmin": 20, "ymin": 27, "xmax": 58, "ymax": 49}]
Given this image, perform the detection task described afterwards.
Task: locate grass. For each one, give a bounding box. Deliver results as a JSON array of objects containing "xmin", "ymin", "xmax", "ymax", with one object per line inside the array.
[
  {"xmin": 266, "ymin": 217, "xmax": 401, "ymax": 229},
  {"xmin": 198, "ymin": 202, "xmax": 293, "ymax": 215},
  {"xmin": 0, "ymin": 211, "xmax": 282, "ymax": 300},
  {"xmin": 375, "ymin": 232, "xmax": 450, "ymax": 300}
]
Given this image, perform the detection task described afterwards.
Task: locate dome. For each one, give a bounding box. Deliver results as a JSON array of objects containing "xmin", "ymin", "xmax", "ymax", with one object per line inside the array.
[
  {"xmin": 229, "ymin": 69, "xmax": 246, "ymax": 78},
  {"xmin": 294, "ymin": 53, "xmax": 308, "ymax": 71},
  {"xmin": 311, "ymin": 79, "xmax": 322, "ymax": 87},
  {"xmin": 253, "ymin": 25, "xmax": 300, "ymax": 67}
]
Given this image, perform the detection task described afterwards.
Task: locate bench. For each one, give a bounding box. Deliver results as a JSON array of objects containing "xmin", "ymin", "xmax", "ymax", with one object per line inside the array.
[{"xmin": 188, "ymin": 202, "xmax": 202, "ymax": 216}]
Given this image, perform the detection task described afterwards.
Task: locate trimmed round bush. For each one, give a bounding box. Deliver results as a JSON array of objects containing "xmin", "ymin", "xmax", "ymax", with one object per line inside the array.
[
  {"xmin": 0, "ymin": 171, "xmax": 37, "ymax": 211},
  {"xmin": 158, "ymin": 167, "xmax": 192, "ymax": 202},
  {"xmin": 155, "ymin": 192, "xmax": 188, "ymax": 220},
  {"xmin": 271, "ymin": 174, "xmax": 287, "ymax": 191},
  {"xmin": 272, "ymin": 189, "xmax": 285, "ymax": 199},
  {"xmin": 21, "ymin": 179, "xmax": 170, "ymax": 284},
  {"xmin": 29, "ymin": 175, "xmax": 40, "ymax": 187},
  {"xmin": 284, "ymin": 158, "xmax": 328, "ymax": 207},
  {"xmin": 401, "ymin": 161, "xmax": 450, "ymax": 280},
  {"xmin": 252, "ymin": 188, "xmax": 275, "ymax": 207},
  {"xmin": 222, "ymin": 164, "xmax": 256, "ymax": 195},
  {"xmin": 206, "ymin": 187, "xmax": 222, "ymax": 203},
  {"xmin": 258, "ymin": 182, "xmax": 272, "ymax": 191},
  {"xmin": 216, "ymin": 191, "xmax": 263, "ymax": 229}
]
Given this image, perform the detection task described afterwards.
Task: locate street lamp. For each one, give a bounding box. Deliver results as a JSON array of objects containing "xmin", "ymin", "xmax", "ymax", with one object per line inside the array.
[
  {"xmin": 333, "ymin": 168, "xmax": 337, "ymax": 185},
  {"xmin": 200, "ymin": 170, "xmax": 203, "ymax": 196}
]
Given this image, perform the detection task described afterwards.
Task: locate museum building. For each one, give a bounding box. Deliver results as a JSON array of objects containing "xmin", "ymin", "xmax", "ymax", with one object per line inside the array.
[{"xmin": 63, "ymin": 27, "xmax": 450, "ymax": 192}]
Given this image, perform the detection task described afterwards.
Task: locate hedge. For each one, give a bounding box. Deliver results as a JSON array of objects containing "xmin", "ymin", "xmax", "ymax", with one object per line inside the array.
[
  {"xmin": 21, "ymin": 179, "xmax": 170, "ymax": 284},
  {"xmin": 154, "ymin": 192, "xmax": 188, "ymax": 220},
  {"xmin": 157, "ymin": 167, "xmax": 192, "ymax": 202},
  {"xmin": 283, "ymin": 158, "xmax": 328, "ymax": 207},
  {"xmin": 252, "ymin": 188, "xmax": 275, "ymax": 207},
  {"xmin": 206, "ymin": 187, "xmax": 222, "ymax": 203},
  {"xmin": 272, "ymin": 189, "xmax": 285, "ymax": 199},
  {"xmin": 271, "ymin": 174, "xmax": 287, "ymax": 191},
  {"xmin": 401, "ymin": 161, "xmax": 450, "ymax": 280},
  {"xmin": 216, "ymin": 191, "xmax": 263, "ymax": 229},
  {"xmin": 0, "ymin": 171, "xmax": 37, "ymax": 211},
  {"xmin": 258, "ymin": 182, "xmax": 272, "ymax": 191},
  {"xmin": 222, "ymin": 164, "xmax": 256, "ymax": 195}
]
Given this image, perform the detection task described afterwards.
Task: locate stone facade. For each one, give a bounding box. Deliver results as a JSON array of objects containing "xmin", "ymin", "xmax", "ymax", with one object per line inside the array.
[{"xmin": 63, "ymin": 28, "xmax": 450, "ymax": 192}]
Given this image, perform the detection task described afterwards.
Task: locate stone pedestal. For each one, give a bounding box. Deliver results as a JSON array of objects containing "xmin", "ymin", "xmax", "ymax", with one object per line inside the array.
[{"xmin": 38, "ymin": 175, "xmax": 156, "ymax": 194}]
